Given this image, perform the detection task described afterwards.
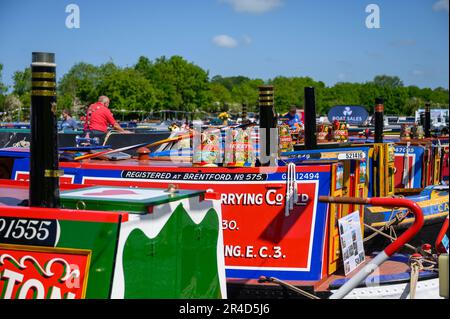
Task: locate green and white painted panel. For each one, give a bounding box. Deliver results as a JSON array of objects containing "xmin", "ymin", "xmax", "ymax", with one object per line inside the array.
[{"xmin": 111, "ymin": 195, "xmax": 226, "ymax": 299}]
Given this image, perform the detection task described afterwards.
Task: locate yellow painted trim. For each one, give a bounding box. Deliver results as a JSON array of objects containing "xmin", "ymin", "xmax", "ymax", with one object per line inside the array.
[
  {"xmin": 44, "ymin": 169, "xmax": 64, "ymax": 178},
  {"xmin": 371, "ymin": 212, "xmax": 449, "ymax": 227},
  {"xmin": 32, "ymin": 81, "xmax": 56, "ymax": 88},
  {"xmin": 367, "ymin": 196, "xmax": 448, "ymax": 213},
  {"xmin": 32, "ymin": 72, "xmax": 55, "ymax": 79},
  {"xmin": 32, "ymin": 90, "xmax": 56, "ymax": 97}
]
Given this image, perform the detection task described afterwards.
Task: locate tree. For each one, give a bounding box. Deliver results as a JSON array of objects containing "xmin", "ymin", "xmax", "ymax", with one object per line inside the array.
[
  {"xmin": 270, "ymin": 76, "xmax": 324, "ymax": 114},
  {"xmin": 211, "ymin": 75, "xmax": 251, "ymax": 91},
  {"xmin": 230, "ymin": 78, "xmax": 264, "ymax": 112},
  {"xmin": 322, "ymin": 82, "xmax": 362, "ymax": 113},
  {"xmin": 134, "ymin": 56, "xmax": 153, "ymax": 77},
  {"xmin": 3, "ymin": 94, "xmax": 22, "ymax": 121},
  {"xmin": 209, "ymin": 82, "xmax": 232, "ymax": 112},
  {"xmin": 3, "ymin": 55, "xmax": 447, "ymax": 120},
  {"xmin": 12, "ymin": 67, "xmax": 31, "ymax": 113},
  {"xmin": 0, "ymin": 64, "xmax": 8, "ymax": 113},
  {"xmin": 96, "ymin": 68, "xmax": 158, "ymax": 113},
  {"xmin": 136, "ymin": 56, "xmax": 210, "ymax": 112},
  {"xmin": 58, "ymin": 63, "xmax": 101, "ymax": 111},
  {"xmin": 372, "ymin": 75, "xmax": 403, "ymax": 88}
]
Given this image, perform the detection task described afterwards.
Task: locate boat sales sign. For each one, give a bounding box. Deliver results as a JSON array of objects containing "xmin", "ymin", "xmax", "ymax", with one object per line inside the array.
[{"xmin": 327, "ymin": 105, "xmax": 369, "ymax": 125}]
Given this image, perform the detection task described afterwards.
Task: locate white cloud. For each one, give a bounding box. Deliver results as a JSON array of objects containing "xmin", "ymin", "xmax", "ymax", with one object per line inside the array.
[
  {"xmin": 220, "ymin": 0, "xmax": 283, "ymax": 14},
  {"xmin": 433, "ymin": 0, "xmax": 449, "ymax": 12},
  {"xmin": 212, "ymin": 34, "xmax": 239, "ymax": 48}
]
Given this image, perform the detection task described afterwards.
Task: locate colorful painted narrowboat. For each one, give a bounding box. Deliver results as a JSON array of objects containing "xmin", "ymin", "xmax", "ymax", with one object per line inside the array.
[{"xmin": 0, "ymin": 53, "xmax": 448, "ymax": 299}]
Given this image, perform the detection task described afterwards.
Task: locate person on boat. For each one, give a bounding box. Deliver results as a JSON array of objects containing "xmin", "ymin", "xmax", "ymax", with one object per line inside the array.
[
  {"xmin": 83, "ymin": 96, "xmax": 132, "ymax": 134},
  {"xmin": 60, "ymin": 109, "xmax": 78, "ymax": 131},
  {"xmin": 282, "ymin": 105, "xmax": 303, "ymax": 132}
]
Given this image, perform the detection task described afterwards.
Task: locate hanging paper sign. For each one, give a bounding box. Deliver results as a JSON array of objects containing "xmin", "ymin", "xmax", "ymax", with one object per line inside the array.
[{"xmin": 338, "ymin": 211, "xmax": 365, "ymax": 275}]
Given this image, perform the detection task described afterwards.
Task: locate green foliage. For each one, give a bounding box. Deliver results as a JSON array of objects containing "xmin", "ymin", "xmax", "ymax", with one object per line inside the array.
[
  {"xmin": 208, "ymin": 82, "xmax": 232, "ymax": 112},
  {"xmin": 134, "ymin": 55, "xmax": 210, "ymax": 113},
  {"xmin": 372, "ymin": 75, "xmax": 404, "ymax": 88},
  {"xmin": 269, "ymin": 76, "xmax": 326, "ymax": 114},
  {"xmin": 2, "ymin": 58, "xmax": 448, "ymax": 119},
  {"xmin": 231, "ymin": 79, "xmax": 264, "ymax": 108},
  {"xmin": 58, "ymin": 62, "xmax": 110, "ymax": 109},
  {"xmin": 0, "ymin": 64, "xmax": 7, "ymax": 112},
  {"xmin": 12, "ymin": 67, "xmax": 31, "ymax": 110},
  {"xmin": 96, "ymin": 68, "xmax": 157, "ymax": 112},
  {"xmin": 0, "ymin": 64, "xmax": 7, "ymax": 94},
  {"xmin": 211, "ymin": 75, "xmax": 251, "ymax": 91}
]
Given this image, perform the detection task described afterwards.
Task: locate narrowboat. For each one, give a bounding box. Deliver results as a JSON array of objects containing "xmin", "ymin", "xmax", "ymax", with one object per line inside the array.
[{"xmin": 0, "ymin": 52, "xmax": 448, "ymax": 299}]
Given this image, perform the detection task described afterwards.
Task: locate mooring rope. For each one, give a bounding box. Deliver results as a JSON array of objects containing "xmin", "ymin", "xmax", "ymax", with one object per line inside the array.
[
  {"xmin": 102, "ymin": 130, "xmax": 116, "ymax": 146},
  {"xmin": 3, "ymin": 132, "xmax": 16, "ymax": 148},
  {"xmin": 408, "ymin": 254, "xmax": 436, "ymax": 299},
  {"xmin": 12, "ymin": 137, "xmax": 30, "ymax": 148},
  {"xmin": 363, "ymin": 222, "xmax": 418, "ymax": 252}
]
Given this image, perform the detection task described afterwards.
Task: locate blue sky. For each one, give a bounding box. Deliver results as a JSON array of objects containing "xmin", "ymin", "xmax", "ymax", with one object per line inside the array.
[{"xmin": 0, "ymin": 0, "xmax": 448, "ymax": 89}]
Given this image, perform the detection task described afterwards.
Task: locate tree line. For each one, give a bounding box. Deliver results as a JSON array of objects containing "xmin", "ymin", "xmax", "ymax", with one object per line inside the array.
[{"xmin": 0, "ymin": 56, "xmax": 448, "ymax": 121}]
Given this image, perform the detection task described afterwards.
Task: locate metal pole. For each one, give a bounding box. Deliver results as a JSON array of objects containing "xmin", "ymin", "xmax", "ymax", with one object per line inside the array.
[
  {"xmin": 304, "ymin": 87, "xmax": 317, "ymax": 149},
  {"xmin": 374, "ymin": 97, "xmax": 384, "ymax": 143},
  {"xmin": 242, "ymin": 103, "xmax": 248, "ymax": 121},
  {"xmin": 258, "ymin": 86, "xmax": 276, "ymax": 166},
  {"xmin": 424, "ymin": 102, "xmax": 431, "ymax": 138},
  {"xmin": 29, "ymin": 52, "xmax": 61, "ymax": 207},
  {"xmin": 319, "ymin": 196, "xmax": 424, "ymax": 299},
  {"xmin": 420, "ymin": 112, "xmax": 425, "ymax": 126}
]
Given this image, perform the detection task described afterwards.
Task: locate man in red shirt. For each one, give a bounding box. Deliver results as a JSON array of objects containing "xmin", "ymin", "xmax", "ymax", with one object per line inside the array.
[{"xmin": 83, "ymin": 96, "xmax": 131, "ymax": 134}]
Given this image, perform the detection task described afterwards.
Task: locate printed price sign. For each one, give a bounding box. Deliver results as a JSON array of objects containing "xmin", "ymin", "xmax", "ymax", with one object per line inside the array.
[{"xmin": 338, "ymin": 211, "xmax": 365, "ymax": 275}]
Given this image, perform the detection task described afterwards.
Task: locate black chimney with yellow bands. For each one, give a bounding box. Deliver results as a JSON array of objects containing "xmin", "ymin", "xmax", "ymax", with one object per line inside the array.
[
  {"xmin": 259, "ymin": 86, "xmax": 276, "ymax": 166},
  {"xmin": 29, "ymin": 52, "xmax": 61, "ymax": 207},
  {"xmin": 424, "ymin": 102, "xmax": 431, "ymax": 138}
]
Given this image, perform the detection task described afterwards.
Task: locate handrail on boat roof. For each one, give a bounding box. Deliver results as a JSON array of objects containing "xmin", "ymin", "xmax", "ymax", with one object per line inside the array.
[{"xmin": 319, "ymin": 195, "xmax": 424, "ymax": 299}]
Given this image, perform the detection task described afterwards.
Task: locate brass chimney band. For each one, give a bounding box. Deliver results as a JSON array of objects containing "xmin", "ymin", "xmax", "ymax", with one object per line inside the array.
[{"xmin": 32, "ymin": 70, "xmax": 56, "ymax": 96}]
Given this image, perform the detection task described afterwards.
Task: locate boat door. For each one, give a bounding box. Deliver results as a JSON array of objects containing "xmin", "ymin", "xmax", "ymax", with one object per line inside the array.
[
  {"xmin": 374, "ymin": 143, "xmax": 395, "ymax": 196},
  {"xmin": 328, "ymin": 161, "xmax": 345, "ymax": 275},
  {"xmin": 353, "ymin": 159, "xmax": 368, "ymax": 234},
  {"xmin": 433, "ymin": 143, "xmax": 442, "ymax": 185},
  {"xmin": 442, "ymin": 146, "xmax": 449, "ymax": 184},
  {"xmin": 422, "ymin": 142, "xmax": 433, "ymax": 188}
]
